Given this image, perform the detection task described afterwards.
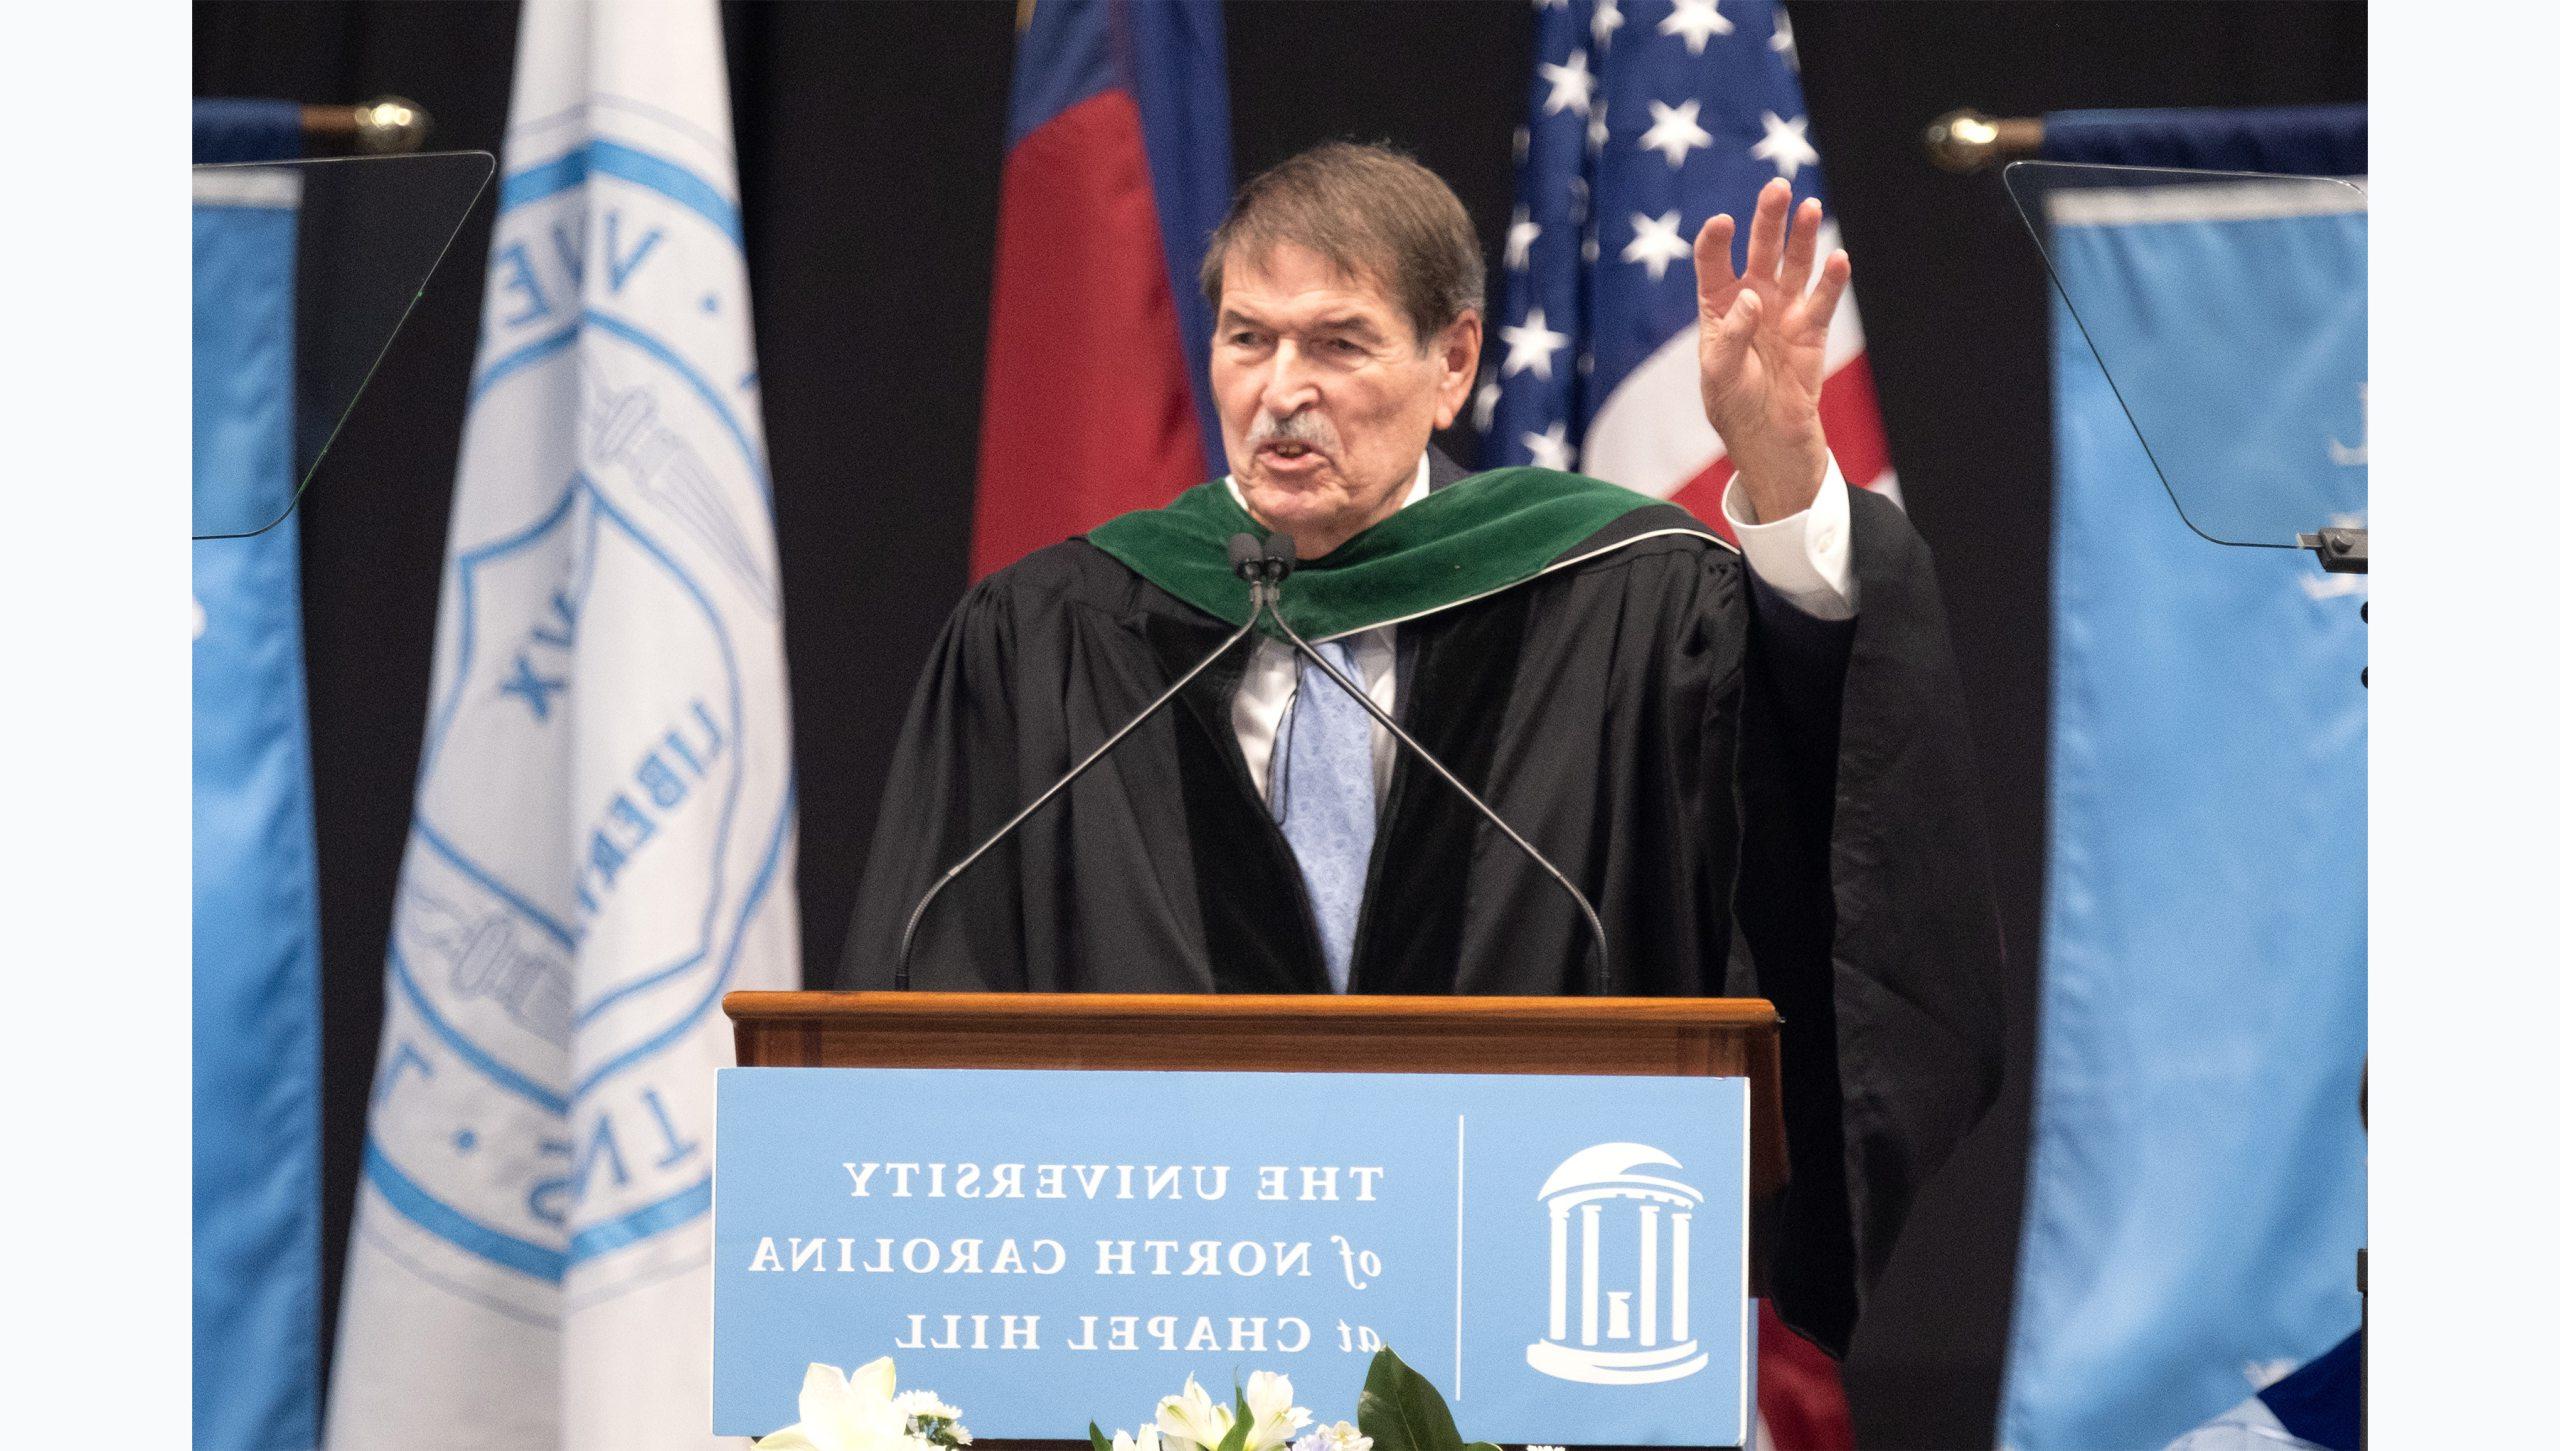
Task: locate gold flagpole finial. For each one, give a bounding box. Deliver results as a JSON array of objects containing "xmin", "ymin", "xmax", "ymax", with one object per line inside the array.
[
  {"xmin": 299, "ymin": 96, "xmax": 432, "ymax": 155},
  {"xmin": 1924, "ymin": 109, "xmax": 2045, "ymax": 174}
]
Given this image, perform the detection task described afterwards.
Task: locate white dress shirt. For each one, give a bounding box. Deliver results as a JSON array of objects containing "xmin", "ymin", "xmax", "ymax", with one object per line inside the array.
[{"xmin": 1230, "ymin": 452, "xmax": 1859, "ymax": 801}]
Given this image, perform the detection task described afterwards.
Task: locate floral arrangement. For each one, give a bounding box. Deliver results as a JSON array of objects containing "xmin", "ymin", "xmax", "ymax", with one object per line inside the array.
[
  {"xmin": 756, "ymin": 1347, "xmax": 1502, "ymax": 1451},
  {"xmin": 755, "ymin": 1357, "xmax": 972, "ymax": 1451},
  {"xmin": 1091, "ymin": 1368, "xmax": 1320, "ymax": 1451}
]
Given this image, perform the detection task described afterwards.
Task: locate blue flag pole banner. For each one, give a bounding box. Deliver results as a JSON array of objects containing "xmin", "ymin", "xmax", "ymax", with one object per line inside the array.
[
  {"xmin": 323, "ymin": 3, "xmax": 798, "ymax": 1447},
  {"xmin": 713, "ymin": 1069, "xmax": 1752, "ymax": 1446},
  {"xmin": 2000, "ymin": 110, "xmax": 2366, "ymax": 1451},
  {"xmin": 193, "ymin": 102, "xmax": 322, "ymax": 1451}
]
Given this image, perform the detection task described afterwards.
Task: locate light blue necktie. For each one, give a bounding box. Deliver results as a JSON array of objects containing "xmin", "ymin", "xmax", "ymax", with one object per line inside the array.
[{"xmin": 1279, "ymin": 640, "xmax": 1377, "ymax": 992}]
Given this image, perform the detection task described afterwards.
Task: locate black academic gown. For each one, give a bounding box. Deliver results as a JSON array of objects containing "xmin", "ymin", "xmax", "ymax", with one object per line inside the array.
[{"xmin": 839, "ymin": 455, "xmax": 2004, "ymax": 1356}]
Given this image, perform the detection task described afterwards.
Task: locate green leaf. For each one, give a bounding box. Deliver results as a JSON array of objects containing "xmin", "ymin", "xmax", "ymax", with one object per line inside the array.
[
  {"xmin": 1216, "ymin": 1396, "xmax": 1256, "ymax": 1451},
  {"xmin": 1090, "ymin": 1422, "xmax": 1112, "ymax": 1451},
  {"xmin": 1355, "ymin": 1346, "xmax": 1464, "ymax": 1451}
]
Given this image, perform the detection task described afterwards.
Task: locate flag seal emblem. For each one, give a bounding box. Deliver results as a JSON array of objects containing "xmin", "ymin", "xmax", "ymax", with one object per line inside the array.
[{"xmin": 359, "ymin": 123, "xmax": 791, "ymax": 1317}]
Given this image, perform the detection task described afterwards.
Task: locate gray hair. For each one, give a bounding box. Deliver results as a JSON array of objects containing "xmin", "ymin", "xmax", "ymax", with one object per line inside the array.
[{"xmin": 1200, "ymin": 141, "xmax": 1487, "ymax": 349}]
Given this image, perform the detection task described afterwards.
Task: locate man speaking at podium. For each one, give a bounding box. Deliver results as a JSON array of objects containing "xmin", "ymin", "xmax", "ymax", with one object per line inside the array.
[{"xmin": 840, "ymin": 144, "xmax": 2000, "ymax": 1354}]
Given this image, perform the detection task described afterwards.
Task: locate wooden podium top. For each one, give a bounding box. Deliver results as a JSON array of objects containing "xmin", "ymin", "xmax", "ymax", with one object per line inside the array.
[{"xmin": 724, "ymin": 991, "xmax": 1786, "ymax": 1198}]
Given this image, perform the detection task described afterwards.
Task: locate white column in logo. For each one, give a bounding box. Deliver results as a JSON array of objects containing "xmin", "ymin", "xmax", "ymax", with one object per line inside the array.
[
  {"xmin": 1527, "ymin": 1142, "xmax": 1713, "ymax": 1387},
  {"xmin": 1639, "ymin": 1202, "xmax": 1661, "ymax": 1346},
  {"xmin": 1548, "ymin": 1201, "xmax": 1570, "ymax": 1342},
  {"xmin": 1579, "ymin": 1201, "xmax": 1602, "ymax": 1347},
  {"xmin": 1672, "ymin": 1209, "xmax": 1693, "ymax": 1343}
]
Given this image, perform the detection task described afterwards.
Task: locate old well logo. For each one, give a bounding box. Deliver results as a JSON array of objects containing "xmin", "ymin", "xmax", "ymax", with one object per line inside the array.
[
  {"xmin": 1526, "ymin": 1143, "xmax": 1711, "ymax": 1386},
  {"xmin": 360, "ymin": 108, "xmax": 790, "ymax": 1321}
]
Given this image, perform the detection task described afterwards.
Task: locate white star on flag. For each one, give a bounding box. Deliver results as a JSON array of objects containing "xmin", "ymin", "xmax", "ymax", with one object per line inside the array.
[
  {"xmin": 1501, "ymin": 307, "xmax": 1570, "ymax": 380},
  {"xmin": 1640, "ymin": 99, "xmax": 1713, "ymax": 168},
  {"xmin": 1506, "ymin": 207, "xmax": 1542, "ymax": 270},
  {"xmin": 1659, "ymin": 0, "xmax": 1735, "ymax": 55},
  {"xmin": 1622, "ymin": 210, "xmax": 1689, "ymax": 281},
  {"xmin": 1592, "ymin": 0, "xmax": 1624, "ymax": 49},
  {"xmin": 1587, "ymin": 98, "xmax": 1610, "ymax": 152},
  {"xmin": 1752, "ymin": 110, "xmax": 1818, "ymax": 178},
  {"xmin": 1474, "ymin": 380, "xmax": 1501, "ymax": 431},
  {"xmin": 1772, "ymin": 6, "xmax": 1798, "ymax": 66},
  {"xmin": 1540, "ymin": 48, "xmax": 1595, "ymax": 117},
  {"xmin": 1523, "ymin": 420, "xmax": 1575, "ymax": 471}
]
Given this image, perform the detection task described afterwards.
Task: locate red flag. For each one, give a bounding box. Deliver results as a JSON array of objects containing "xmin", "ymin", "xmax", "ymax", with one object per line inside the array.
[
  {"xmin": 1758, "ymin": 1301, "xmax": 1858, "ymax": 1449},
  {"xmin": 973, "ymin": 0, "xmax": 1232, "ymax": 579}
]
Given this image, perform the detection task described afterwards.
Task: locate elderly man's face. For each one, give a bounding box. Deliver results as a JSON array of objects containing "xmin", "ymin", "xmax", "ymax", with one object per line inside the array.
[{"xmin": 1210, "ymin": 242, "xmax": 1481, "ymax": 558}]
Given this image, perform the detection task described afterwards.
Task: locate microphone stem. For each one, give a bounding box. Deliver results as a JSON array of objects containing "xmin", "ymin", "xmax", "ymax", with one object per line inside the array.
[
  {"xmin": 896, "ymin": 585, "xmax": 1270, "ymax": 989},
  {"xmin": 1267, "ymin": 609, "xmax": 1614, "ymax": 996}
]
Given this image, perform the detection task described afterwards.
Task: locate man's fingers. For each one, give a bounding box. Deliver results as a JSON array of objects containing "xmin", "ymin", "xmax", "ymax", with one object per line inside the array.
[
  {"xmin": 1742, "ymin": 177, "xmax": 1791, "ymax": 281},
  {"xmin": 1703, "ymin": 287, "xmax": 1760, "ymax": 383},
  {"xmin": 1694, "ymin": 213, "xmax": 1739, "ymax": 303},
  {"xmin": 1804, "ymin": 250, "xmax": 1852, "ymax": 332},
  {"xmin": 1780, "ymin": 197, "xmax": 1821, "ymax": 292}
]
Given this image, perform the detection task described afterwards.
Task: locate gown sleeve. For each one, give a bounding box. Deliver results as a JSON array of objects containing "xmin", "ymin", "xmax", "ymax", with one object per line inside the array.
[
  {"xmin": 1736, "ymin": 485, "xmax": 2008, "ymax": 1357},
  {"xmin": 836, "ymin": 576, "xmax": 1034, "ymax": 990}
]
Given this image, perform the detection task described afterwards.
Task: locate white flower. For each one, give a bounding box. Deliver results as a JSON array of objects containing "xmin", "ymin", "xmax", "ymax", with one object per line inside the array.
[
  {"xmin": 1112, "ymin": 1428, "xmax": 1167, "ymax": 1451},
  {"xmin": 1287, "ymin": 1421, "xmax": 1373, "ymax": 1451},
  {"xmin": 1155, "ymin": 1377, "xmax": 1237, "ymax": 1451},
  {"xmin": 1241, "ymin": 1372, "xmax": 1312, "ymax": 1451},
  {"xmin": 894, "ymin": 1388, "xmax": 965, "ymax": 1423},
  {"xmin": 757, "ymin": 1358, "xmax": 914, "ymax": 1451}
]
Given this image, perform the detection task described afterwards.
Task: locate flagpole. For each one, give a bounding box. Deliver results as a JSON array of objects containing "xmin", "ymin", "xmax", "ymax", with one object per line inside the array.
[
  {"xmin": 1923, "ymin": 108, "xmax": 2044, "ymax": 172},
  {"xmin": 298, "ymin": 96, "xmax": 431, "ymax": 154}
]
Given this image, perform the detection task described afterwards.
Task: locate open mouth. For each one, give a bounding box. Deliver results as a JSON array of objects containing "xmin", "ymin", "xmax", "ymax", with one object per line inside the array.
[{"xmin": 1259, "ymin": 440, "xmax": 1324, "ymax": 465}]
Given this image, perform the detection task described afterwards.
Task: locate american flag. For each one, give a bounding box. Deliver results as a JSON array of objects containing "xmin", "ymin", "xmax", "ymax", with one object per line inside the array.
[
  {"xmin": 1489, "ymin": 8, "xmax": 1881, "ymax": 1443},
  {"xmin": 1484, "ymin": 0, "xmax": 1897, "ymax": 530}
]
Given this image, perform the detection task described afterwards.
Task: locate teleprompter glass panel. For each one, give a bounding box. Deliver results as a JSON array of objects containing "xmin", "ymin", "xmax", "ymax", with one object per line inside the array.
[
  {"xmin": 193, "ymin": 150, "xmax": 494, "ymax": 539},
  {"xmin": 2005, "ymin": 161, "xmax": 2367, "ymax": 551}
]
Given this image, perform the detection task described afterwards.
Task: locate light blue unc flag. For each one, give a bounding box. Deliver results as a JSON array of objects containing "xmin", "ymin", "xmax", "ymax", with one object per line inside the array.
[
  {"xmin": 323, "ymin": 4, "xmax": 798, "ymax": 1449},
  {"xmin": 2001, "ymin": 117, "xmax": 2367, "ymax": 1451},
  {"xmin": 193, "ymin": 104, "xmax": 322, "ymax": 1451}
]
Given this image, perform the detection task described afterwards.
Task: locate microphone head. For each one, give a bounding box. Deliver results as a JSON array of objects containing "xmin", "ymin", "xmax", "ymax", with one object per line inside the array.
[
  {"xmin": 1261, "ymin": 532, "xmax": 1297, "ymax": 582},
  {"xmin": 1227, "ymin": 533, "xmax": 1265, "ymax": 581}
]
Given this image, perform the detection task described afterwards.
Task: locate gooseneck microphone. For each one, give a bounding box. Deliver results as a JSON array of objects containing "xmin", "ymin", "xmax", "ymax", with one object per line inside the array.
[
  {"xmin": 895, "ymin": 529, "xmax": 1610, "ymax": 996},
  {"xmin": 1259, "ymin": 547, "xmax": 1615, "ymax": 997},
  {"xmin": 894, "ymin": 535, "xmax": 1281, "ymax": 989}
]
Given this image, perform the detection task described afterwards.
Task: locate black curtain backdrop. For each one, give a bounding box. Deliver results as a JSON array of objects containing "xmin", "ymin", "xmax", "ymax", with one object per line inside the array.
[{"xmin": 192, "ymin": 4, "xmax": 2366, "ymax": 1445}]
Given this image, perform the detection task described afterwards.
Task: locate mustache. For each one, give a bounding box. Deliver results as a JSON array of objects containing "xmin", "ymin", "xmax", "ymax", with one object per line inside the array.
[{"xmin": 1244, "ymin": 413, "xmax": 1341, "ymax": 455}]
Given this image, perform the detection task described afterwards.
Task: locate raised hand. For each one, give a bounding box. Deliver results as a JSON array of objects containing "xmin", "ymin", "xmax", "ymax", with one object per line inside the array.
[{"xmin": 1694, "ymin": 176, "xmax": 1852, "ymax": 520}]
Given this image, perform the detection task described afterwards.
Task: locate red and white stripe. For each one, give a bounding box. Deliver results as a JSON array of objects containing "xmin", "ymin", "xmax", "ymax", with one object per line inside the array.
[{"xmin": 1581, "ymin": 224, "xmax": 1899, "ymax": 534}]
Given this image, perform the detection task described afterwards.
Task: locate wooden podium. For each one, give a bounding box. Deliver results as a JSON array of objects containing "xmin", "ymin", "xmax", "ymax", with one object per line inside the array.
[
  {"xmin": 720, "ymin": 992, "xmax": 1785, "ymax": 1446},
  {"xmin": 722, "ymin": 991, "xmax": 1789, "ymax": 1222}
]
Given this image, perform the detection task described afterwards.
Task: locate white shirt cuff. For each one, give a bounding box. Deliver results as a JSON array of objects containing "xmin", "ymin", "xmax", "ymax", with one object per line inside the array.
[{"xmin": 1721, "ymin": 453, "xmax": 1859, "ymax": 621}]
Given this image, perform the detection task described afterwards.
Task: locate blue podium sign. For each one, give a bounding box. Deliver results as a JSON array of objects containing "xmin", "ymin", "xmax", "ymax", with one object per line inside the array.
[{"xmin": 713, "ymin": 1068, "xmax": 1749, "ymax": 1444}]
